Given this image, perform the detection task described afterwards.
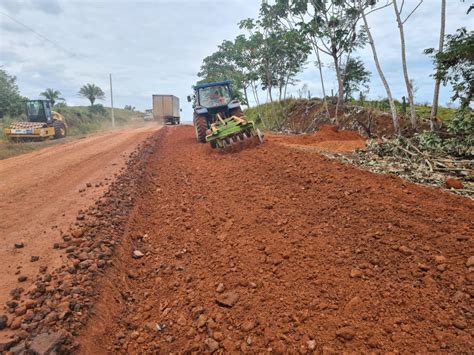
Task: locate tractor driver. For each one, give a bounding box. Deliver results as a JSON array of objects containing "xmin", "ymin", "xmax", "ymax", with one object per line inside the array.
[{"xmin": 209, "ymin": 89, "xmax": 225, "ymax": 105}]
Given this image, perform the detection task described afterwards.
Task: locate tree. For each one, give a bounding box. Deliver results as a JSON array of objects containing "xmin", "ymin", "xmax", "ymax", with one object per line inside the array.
[
  {"xmin": 302, "ymin": 0, "xmax": 365, "ymax": 119},
  {"xmin": 239, "ymin": 13, "xmax": 310, "ymax": 128},
  {"xmin": 78, "ymin": 83, "xmax": 105, "ymax": 106},
  {"xmin": 0, "ymin": 68, "xmax": 24, "ymax": 118},
  {"xmin": 269, "ymin": 0, "xmax": 331, "ymax": 118},
  {"xmin": 39, "ymin": 88, "xmax": 65, "ymax": 107},
  {"xmin": 198, "ymin": 41, "xmax": 248, "ymax": 104},
  {"xmin": 124, "ymin": 105, "xmax": 136, "ymax": 111},
  {"xmin": 341, "ymin": 57, "xmax": 370, "ymax": 101},
  {"xmin": 426, "ymin": 28, "xmax": 473, "ymax": 110},
  {"xmin": 392, "ymin": 0, "xmax": 423, "ymax": 130},
  {"xmin": 429, "ymin": 0, "xmax": 446, "ymax": 131},
  {"xmin": 357, "ymin": 0, "xmax": 400, "ymax": 135}
]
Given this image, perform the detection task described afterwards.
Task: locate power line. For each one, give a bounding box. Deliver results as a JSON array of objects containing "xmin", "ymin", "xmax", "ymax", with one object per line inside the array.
[{"xmin": 0, "ymin": 11, "xmax": 77, "ymax": 57}]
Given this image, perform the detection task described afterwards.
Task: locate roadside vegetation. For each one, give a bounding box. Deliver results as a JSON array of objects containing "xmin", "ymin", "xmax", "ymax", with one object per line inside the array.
[
  {"xmin": 0, "ymin": 68, "xmax": 142, "ymax": 158},
  {"xmin": 198, "ymin": 1, "xmax": 472, "ymax": 136},
  {"xmin": 199, "ymin": 0, "xmax": 472, "ymax": 194}
]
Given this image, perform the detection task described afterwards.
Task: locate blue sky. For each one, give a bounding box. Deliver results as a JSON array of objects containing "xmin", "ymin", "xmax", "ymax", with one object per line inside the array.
[{"xmin": 0, "ymin": 0, "xmax": 472, "ymax": 122}]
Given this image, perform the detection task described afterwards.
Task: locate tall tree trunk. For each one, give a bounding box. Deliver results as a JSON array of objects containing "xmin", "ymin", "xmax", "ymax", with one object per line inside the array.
[
  {"xmin": 312, "ymin": 41, "xmax": 330, "ymax": 118},
  {"xmin": 393, "ymin": 0, "xmax": 417, "ymax": 130},
  {"xmin": 243, "ymin": 85, "xmax": 249, "ymax": 107},
  {"xmin": 360, "ymin": 7, "xmax": 400, "ymax": 135},
  {"xmin": 268, "ymin": 87, "xmax": 278, "ymax": 128},
  {"xmin": 333, "ymin": 52, "xmax": 344, "ymax": 124},
  {"xmin": 251, "ymin": 81, "xmax": 260, "ymax": 106},
  {"xmin": 430, "ymin": 0, "xmax": 446, "ymax": 131},
  {"xmin": 283, "ymin": 73, "xmax": 291, "ymax": 101}
]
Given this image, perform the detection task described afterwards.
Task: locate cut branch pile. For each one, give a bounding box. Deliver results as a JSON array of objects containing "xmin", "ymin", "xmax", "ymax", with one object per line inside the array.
[{"xmin": 324, "ymin": 138, "xmax": 474, "ymax": 199}]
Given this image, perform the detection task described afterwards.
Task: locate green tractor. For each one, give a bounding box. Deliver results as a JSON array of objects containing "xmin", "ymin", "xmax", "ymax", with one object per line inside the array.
[{"xmin": 187, "ymin": 80, "xmax": 263, "ymax": 149}]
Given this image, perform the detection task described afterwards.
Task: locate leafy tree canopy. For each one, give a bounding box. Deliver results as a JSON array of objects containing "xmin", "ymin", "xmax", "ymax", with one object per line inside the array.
[
  {"xmin": 342, "ymin": 57, "xmax": 371, "ymax": 101},
  {"xmin": 0, "ymin": 68, "xmax": 25, "ymax": 118},
  {"xmin": 426, "ymin": 27, "xmax": 473, "ymax": 109},
  {"xmin": 40, "ymin": 88, "xmax": 65, "ymax": 107}
]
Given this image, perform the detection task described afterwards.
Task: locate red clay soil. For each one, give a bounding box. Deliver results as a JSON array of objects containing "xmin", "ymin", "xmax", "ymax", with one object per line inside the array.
[
  {"xmin": 75, "ymin": 126, "xmax": 473, "ymax": 353},
  {"xmin": 1, "ymin": 126, "xmax": 472, "ymax": 353},
  {"xmin": 270, "ymin": 125, "xmax": 367, "ymax": 153}
]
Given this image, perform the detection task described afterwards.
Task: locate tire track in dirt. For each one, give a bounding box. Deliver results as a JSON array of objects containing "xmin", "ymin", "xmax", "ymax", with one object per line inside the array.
[{"xmin": 77, "ymin": 125, "xmax": 473, "ymax": 353}]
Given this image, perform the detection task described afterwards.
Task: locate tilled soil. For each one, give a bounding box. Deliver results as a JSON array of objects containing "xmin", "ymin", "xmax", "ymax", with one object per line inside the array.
[
  {"xmin": 269, "ymin": 125, "xmax": 366, "ymax": 153},
  {"xmin": 78, "ymin": 125, "xmax": 473, "ymax": 353},
  {"xmin": 0, "ymin": 126, "xmax": 158, "ymax": 308},
  {"xmin": 1, "ymin": 125, "xmax": 472, "ymax": 353}
]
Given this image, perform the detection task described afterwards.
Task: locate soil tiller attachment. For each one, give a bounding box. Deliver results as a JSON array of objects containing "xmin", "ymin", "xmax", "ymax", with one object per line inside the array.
[{"xmin": 206, "ymin": 114, "xmax": 264, "ymax": 149}]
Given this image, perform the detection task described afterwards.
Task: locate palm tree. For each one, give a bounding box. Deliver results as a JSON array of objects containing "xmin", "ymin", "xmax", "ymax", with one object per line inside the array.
[
  {"xmin": 78, "ymin": 83, "xmax": 105, "ymax": 106},
  {"xmin": 40, "ymin": 88, "xmax": 65, "ymax": 107}
]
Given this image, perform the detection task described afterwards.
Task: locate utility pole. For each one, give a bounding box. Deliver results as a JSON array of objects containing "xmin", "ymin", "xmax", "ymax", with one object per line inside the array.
[{"xmin": 109, "ymin": 73, "xmax": 115, "ymax": 128}]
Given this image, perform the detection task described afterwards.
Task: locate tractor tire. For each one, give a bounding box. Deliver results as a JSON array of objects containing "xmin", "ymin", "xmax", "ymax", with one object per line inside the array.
[
  {"xmin": 53, "ymin": 120, "xmax": 67, "ymax": 139},
  {"xmin": 193, "ymin": 115, "xmax": 207, "ymax": 143}
]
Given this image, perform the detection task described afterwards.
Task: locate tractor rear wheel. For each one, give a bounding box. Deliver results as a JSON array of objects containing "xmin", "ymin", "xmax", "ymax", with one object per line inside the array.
[
  {"xmin": 53, "ymin": 120, "xmax": 67, "ymax": 139},
  {"xmin": 193, "ymin": 115, "xmax": 207, "ymax": 143}
]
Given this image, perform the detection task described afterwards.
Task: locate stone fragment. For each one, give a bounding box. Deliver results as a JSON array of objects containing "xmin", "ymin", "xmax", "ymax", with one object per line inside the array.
[
  {"xmin": 398, "ymin": 246, "xmax": 414, "ymax": 255},
  {"xmin": 307, "ymin": 340, "xmax": 316, "ymax": 351},
  {"xmin": 204, "ymin": 338, "xmax": 219, "ymax": 352},
  {"xmin": 216, "ymin": 283, "xmax": 225, "ymax": 293},
  {"xmin": 216, "ymin": 292, "xmax": 239, "ymax": 308},
  {"xmin": 350, "ymin": 269, "xmax": 362, "ymax": 278},
  {"xmin": 241, "ymin": 319, "xmax": 256, "ymax": 331},
  {"xmin": 336, "ymin": 327, "xmax": 355, "ymax": 340},
  {"xmin": 445, "ymin": 178, "xmax": 463, "ymax": 189},
  {"xmin": 29, "ymin": 332, "xmax": 65, "ymax": 354},
  {"xmin": 133, "ymin": 250, "xmax": 145, "ymax": 259},
  {"xmin": 222, "ymin": 339, "xmax": 236, "ymax": 351},
  {"xmin": 0, "ymin": 315, "xmax": 7, "ymax": 330},
  {"xmin": 466, "ymin": 256, "xmax": 474, "ymax": 268}
]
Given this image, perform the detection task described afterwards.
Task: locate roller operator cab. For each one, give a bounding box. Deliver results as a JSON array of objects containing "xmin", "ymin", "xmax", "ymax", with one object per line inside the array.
[
  {"xmin": 188, "ymin": 80, "xmax": 243, "ymax": 143},
  {"xmin": 4, "ymin": 100, "xmax": 67, "ymax": 140}
]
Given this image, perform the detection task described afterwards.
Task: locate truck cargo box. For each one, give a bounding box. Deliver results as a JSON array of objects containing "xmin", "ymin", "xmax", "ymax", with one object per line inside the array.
[{"xmin": 152, "ymin": 95, "xmax": 180, "ymax": 125}]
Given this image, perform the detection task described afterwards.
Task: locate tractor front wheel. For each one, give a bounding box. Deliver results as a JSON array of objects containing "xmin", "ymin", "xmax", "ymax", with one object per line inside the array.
[
  {"xmin": 53, "ymin": 120, "xmax": 67, "ymax": 139},
  {"xmin": 193, "ymin": 115, "xmax": 207, "ymax": 143}
]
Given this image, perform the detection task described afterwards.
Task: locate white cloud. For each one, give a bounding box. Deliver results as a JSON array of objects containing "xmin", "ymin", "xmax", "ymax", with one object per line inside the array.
[{"xmin": 0, "ymin": 0, "xmax": 471, "ymax": 121}]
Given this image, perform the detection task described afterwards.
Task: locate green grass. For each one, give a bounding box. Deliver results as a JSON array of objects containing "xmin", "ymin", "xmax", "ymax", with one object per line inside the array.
[
  {"xmin": 0, "ymin": 139, "xmax": 70, "ymax": 160},
  {"xmin": 245, "ymin": 99, "xmax": 299, "ymax": 129},
  {"xmin": 55, "ymin": 106, "xmax": 141, "ymax": 135},
  {"xmin": 350, "ymin": 99, "xmax": 457, "ymax": 121},
  {"xmin": 245, "ymin": 99, "xmax": 459, "ymax": 132}
]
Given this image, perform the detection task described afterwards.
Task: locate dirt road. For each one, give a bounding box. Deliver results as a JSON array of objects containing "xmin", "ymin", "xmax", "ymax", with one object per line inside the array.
[
  {"xmin": 74, "ymin": 126, "xmax": 471, "ymax": 353},
  {"xmin": 1, "ymin": 125, "xmax": 472, "ymax": 353},
  {"xmin": 0, "ymin": 125, "xmax": 159, "ymax": 309}
]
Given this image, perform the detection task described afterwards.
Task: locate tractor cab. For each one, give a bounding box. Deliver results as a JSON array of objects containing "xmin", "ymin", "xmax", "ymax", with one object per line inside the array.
[
  {"xmin": 188, "ymin": 80, "xmax": 242, "ymax": 129},
  {"xmin": 26, "ymin": 100, "xmax": 53, "ymax": 123},
  {"xmin": 193, "ymin": 81, "xmax": 232, "ymax": 109}
]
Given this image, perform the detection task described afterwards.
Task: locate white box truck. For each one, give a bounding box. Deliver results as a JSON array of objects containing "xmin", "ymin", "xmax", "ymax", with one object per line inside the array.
[{"xmin": 152, "ymin": 95, "xmax": 180, "ymax": 125}]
